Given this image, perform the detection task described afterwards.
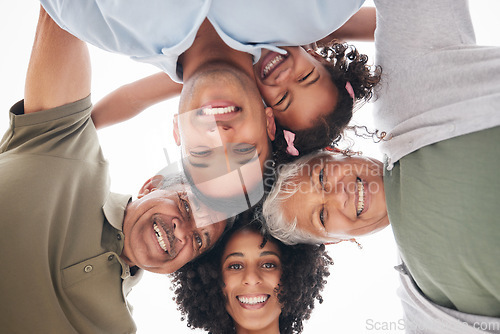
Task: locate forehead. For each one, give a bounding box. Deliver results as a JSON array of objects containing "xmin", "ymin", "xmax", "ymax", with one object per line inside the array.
[
  {"xmin": 223, "ymin": 230, "xmax": 280, "ymax": 257},
  {"xmin": 199, "ymin": 219, "xmax": 227, "ymax": 245},
  {"xmin": 283, "ymin": 66, "xmax": 337, "ymax": 130}
]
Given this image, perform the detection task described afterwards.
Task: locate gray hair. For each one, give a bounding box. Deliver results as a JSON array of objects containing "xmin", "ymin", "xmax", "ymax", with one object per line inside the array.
[{"xmin": 262, "ymin": 151, "xmax": 334, "ymax": 245}]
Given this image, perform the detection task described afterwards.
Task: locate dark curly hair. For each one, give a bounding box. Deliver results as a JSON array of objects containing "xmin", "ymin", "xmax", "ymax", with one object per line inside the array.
[
  {"xmin": 272, "ymin": 40, "xmax": 382, "ymax": 164},
  {"xmin": 169, "ymin": 220, "xmax": 333, "ymax": 334}
]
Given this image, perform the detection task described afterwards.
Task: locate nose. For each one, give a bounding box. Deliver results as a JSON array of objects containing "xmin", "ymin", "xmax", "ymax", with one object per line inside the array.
[
  {"xmin": 171, "ymin": 217, "xmax": 190, "ymax": 244},
  {"xmin": 243, "ymin": 268, "xmax": 262, "ymax": 286},
  {"xmin": 274, "ymin": 67, "xmax": 292, "ymax": 85},
  {"xmin": 326, "ymin": 181, "xmax": 349, "ymax": 209},
  {"xmin": 216, "ymin": 124, "xmax": 235, "ymax": 143}
]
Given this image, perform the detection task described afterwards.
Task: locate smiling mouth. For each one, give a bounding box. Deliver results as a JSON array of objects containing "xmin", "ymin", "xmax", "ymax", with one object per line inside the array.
[
  {"xmin": 237, "ymin": 294, "xmax": 270, "ymax": 308},
  {"xmin": 198, "ymin": 106, "xmax": 241, "ymax": 116},
  {"xmin": 196, "ymin": 102, "xmax": 243, "ymax": 122},
  {"xmin": 261, "ymin": 52, "xmax": 288, "ymax": 79},
  {"xmin": 153, "ymin": 220, "xmax": 178, "ymax": 258},
  {"xmin": 153, "ymin": 222, "xmax": 169, "ymax": 253},
  {"xmin": 356, "ymin": 177, "xmax": 365, "ymax": 216}
]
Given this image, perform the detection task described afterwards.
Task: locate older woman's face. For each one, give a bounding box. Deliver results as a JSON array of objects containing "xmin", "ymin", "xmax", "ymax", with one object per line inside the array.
[
  {"xmin": 281, "ymin": 153, "xmax": 389, "ymax": 242},
  {"xmin": 222, "ymin": 230, "xmax": 282, "ymax": 332}
]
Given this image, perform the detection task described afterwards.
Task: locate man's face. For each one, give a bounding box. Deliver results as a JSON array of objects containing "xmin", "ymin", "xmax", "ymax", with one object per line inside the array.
[
  {"xmin": 121, "ymin": 186, "xmax": 227, "ymax": 274},
  {"xmin": 175, "ymin": 62, "xmax": 275, "ymax": 201}
]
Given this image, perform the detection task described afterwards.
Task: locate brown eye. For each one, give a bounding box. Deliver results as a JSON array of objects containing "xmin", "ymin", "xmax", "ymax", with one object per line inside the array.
[
  {"xmin": 319, "ymin": 207, "xmax": 325, "ymax": 227},
  {"xmin": 262, "ymin": 263, "xmax": 277, "ymax": 269},
  {"xmin": 194, "ymin": 233, "xmax": 203, "ymax": 249},
  {"xmin": 319, "ymin": 167, "xmax": 325, "ymax": 190},
  {"xmin": 177, "ymin": 193, "xmax": 191, "ymax": 218},
  {"xmin": 228, "ymin": 263, "xmax": 243, "ymax": 270}
]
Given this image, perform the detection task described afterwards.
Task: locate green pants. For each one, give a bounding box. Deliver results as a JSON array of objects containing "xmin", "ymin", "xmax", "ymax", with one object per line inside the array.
[{"xmin": 385, "ymin": 126, "xmax": 500, "ymax": 317}]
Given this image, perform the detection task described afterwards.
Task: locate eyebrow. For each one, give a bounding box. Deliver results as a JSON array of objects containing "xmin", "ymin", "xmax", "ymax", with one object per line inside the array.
[
  {"xmin": 204, "ymin": 231, "xmax": 211, "ymax": 250},
  {"xmin": 305, "ymin": 74, "xmax": 320, "ymax": 87},
  {"xmin": 187, "ymin": 157, "xmax": 209, "ymax": 168},
  {"xmin": 224, "ymin": 252, "xmax": 244, "ymax": 261},
  {"xmin": 260, "ymin": 251, "xmax": 280, "ymax": 258},
  {"xmin": 223, "ymin": 250, "xmax": 280, "ymax": 262},
  {"xmin": 236, "ymin": 152, "xmax": 260, "ymax": 165},
  {"xmin": 309, "ymin": 167, "xmax": 318, "ymax": 230}
]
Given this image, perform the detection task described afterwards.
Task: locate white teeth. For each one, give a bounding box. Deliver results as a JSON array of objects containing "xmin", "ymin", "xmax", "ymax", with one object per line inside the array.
[
  {"xmin": 263, "ymin": 55, "xmax": 284, "ymax": 76},
  {"xmin": 356, "ymin": 178, "xmax": 365, "ymax": 216},
  {"xmin": 201, "ymin": 106, "xmax": 237, "ymax": 115},
  {"xmin": 153, "ymin": 222, "xmax": 168, "ymax": 253},
  {"xmin": 237, "ymin": 295, "xmax": 269, "ymax": 305}
]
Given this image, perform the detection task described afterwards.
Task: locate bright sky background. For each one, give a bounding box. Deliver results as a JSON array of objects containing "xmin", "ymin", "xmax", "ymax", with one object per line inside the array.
[{"xmin": 1, "ymin": 1, "xmax": 498, "ymax": 333}]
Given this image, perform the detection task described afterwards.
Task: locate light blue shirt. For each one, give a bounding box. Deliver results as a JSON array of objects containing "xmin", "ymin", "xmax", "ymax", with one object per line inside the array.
[{"xmin": 40, "ymin": 0, "xmax": 364, "ymax": 82}]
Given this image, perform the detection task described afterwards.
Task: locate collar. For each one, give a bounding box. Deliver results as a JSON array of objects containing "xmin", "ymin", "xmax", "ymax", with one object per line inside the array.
[{"xmin": 103, "ymin": 192, "xmax": 132, "ymax": 231}]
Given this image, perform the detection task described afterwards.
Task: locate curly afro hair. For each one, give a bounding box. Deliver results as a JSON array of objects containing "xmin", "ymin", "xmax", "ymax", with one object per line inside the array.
[
  {"xmin": 272, "ymin": 40, "xmax": 382, "ymax": 165},
  {"xmin": 169, "ymin": 220, "xmax": 333, "ymax": 334}
]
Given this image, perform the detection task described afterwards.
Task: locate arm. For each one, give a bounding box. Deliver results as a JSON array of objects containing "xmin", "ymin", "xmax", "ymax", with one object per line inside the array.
[
  {"xmin": 91, "ymin": 72, "xmax": 182, "ymax": 129},
  {"xmin": 315, "ymin": 7, "xmax": 376, "ymax": 44},
  {"xmin": 24, "ymin": 6, "xmax": 90, "ymax": 114}
]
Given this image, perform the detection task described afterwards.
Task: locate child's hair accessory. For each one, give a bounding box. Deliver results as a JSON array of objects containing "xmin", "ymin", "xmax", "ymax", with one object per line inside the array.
[
  {"xmin": 345, "ymin": 81, "xmax": 355, "ymax": 103},
  {"xmin": 283, "ymin": 130, "xmax": 299, "ymax": 156}
]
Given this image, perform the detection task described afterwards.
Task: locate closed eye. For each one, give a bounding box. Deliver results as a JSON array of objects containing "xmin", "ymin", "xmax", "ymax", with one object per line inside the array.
[
  {"xmin": 189, "ymin": 146, "xmax": 212, "ymax": 157},
  {"xmin": 299, "ymin": 69, "xmax": 314, "ymax": 82},
  {"xmin": 274, "ymin": 92, "xmax": 288, "ymax": 107}
]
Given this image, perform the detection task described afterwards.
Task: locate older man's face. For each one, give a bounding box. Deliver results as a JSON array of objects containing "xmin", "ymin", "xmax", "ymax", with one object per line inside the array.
[{"xmin": 121, "ymin": 186, "xmax": 227, "ymax": 274}]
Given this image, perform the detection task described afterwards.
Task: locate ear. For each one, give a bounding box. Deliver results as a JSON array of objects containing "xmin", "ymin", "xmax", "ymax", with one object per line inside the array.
[
  {"xmin": 172, "ymin": 114, "xmax": 181, "ymax": 146},
  {"xmin": 138, "ymin": 175, "xmax": 164, "ymax": 198},
  {"xmin": 265, "ymin": 107, "xmax": 276, "ymax": 141}
]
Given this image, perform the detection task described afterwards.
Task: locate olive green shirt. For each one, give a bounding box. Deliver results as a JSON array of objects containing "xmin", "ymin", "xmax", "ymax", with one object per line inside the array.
[
  {"xmin": 0, "ymin": 97, "xmax": 140, "ymax": 333},
  {"xmin": 385, "ymin": 126, "xmax": 500, "ymax": 317}
]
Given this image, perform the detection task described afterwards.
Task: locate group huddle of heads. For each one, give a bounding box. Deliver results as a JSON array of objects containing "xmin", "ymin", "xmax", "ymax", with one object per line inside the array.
[{"xmin": 134, "ymin": 40, "xmax": 384, "ymax": 333}]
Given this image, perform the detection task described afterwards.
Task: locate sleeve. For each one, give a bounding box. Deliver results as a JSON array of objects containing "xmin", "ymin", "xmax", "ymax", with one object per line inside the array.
[
  {"xmin": 39, "ymin": 0, "xmax": 167, "ymax": 56},
  {"xmin": 0, "ymin": 96, "xmax": 104, "ymax": 163},
  {"xmin": 374, "ymin": 0, "xmax": 476, "ymax": 58}
]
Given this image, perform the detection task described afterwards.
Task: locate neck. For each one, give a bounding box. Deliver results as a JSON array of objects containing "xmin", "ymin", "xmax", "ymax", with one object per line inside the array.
[
  {"xmin": 179, "ymin": 19, "xmax": 255, "ymax": 81},
  {"xmin": 235, "ymin": 321, "xmax": 281, "ymax": 334}
]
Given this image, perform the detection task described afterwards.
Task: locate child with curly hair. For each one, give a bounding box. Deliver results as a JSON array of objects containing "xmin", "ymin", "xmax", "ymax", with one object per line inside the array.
[
  {"xmin": 264, "ymin": 40, "xmax": 381, "ymax": 163},
  {"xmin": 169, "ymin": 220, "xmax": 332, "ymax": 334}
]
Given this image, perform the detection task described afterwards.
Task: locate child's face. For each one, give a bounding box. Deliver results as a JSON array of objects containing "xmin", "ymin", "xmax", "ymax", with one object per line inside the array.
[{"xmin": 254, "ymin": 46, "xmax": 338, "ymax": 131}]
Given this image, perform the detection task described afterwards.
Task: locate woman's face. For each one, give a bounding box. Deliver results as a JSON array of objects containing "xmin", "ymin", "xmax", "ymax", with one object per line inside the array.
[
  {"xmin": 281, "ymin": 153, "xmax": 389, "ymax": 242},
  {"xmin": 254, "ymin": 46, "xmax": 338, "ymax": 131},
  {"xmin": 222, "ymin": 229, "xmax": 282, "ymax": 332}
]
